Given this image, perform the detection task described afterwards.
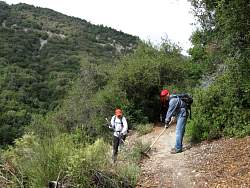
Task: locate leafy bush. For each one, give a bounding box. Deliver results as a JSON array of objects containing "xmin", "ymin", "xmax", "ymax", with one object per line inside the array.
[
  {"xmin": 104, "ymin": 42, "xmax": 194, "ymax": 123},
  {"xmin": 66, "ymin": 139, "xmax": 110, "ymax": 187},
  {"xmin": 121, "ymin": 141, "xmax": 149, "ymax": 163},
  {"xmin": 1, "ymin": 135, "xmax": 111, "ymax": 187},
  {"xmin": 1, "ymin": 134, "xmax": 76, "ymax": 187},
  {"xmin": 115, "ymin": 163, "xmax": 140, "ymax": 187},
  {"xmin": 0, "ymin": 132, "xmax": 146, "ymax": 187},
  {"xmin": 187, "ymin": 58, "xmax": 250, "ymax": 142},
  {"xmin": 187, "ymin": 0, "xmax": 250, "ymax": 142}
]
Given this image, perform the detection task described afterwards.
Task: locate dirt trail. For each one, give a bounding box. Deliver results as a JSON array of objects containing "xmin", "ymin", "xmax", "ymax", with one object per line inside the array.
[
  {"xmin": 136, "ymin": 124, "xmax": 194, "ymax": 188},
  {"xmin": 134, "ymin": 124, "xmax": 250, "ymax": 188}
]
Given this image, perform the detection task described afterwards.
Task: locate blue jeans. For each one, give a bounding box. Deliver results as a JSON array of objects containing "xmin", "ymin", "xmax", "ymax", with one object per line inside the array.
[{"xmin": 175, "ymin": 108, "xmax": 187, "ymax": 151}]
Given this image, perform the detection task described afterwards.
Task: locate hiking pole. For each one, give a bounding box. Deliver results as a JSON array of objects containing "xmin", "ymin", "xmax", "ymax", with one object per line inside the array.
[
  {"xmin": 105, "ymin": 118, "xmax": 128, "ymax": 144},
  {"xmin": 143, "ymin": 117, "xmax": 175, "ymax": 154},
  {"xmin": 144, "ymin": 127, "xmax": 166, "ymax": 154},
  {"xmin": 105, "ymin": 118, "xmax": 110, "ymax": 126}
]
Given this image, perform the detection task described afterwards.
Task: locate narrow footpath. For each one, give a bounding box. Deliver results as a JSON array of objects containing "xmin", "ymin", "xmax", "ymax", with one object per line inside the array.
[
  {"xmin": 136, "ymin": 124, "xmax": 193, "ymax": 188},
  {"xmin": 134, "ymin": 124, "xmax": 250, "ymax": 188}
]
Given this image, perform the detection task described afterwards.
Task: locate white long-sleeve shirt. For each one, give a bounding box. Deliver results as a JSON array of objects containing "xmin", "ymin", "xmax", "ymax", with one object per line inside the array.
[{"xmin": 110, "ymin": 115, "xmax": 128, "ymax": 137}]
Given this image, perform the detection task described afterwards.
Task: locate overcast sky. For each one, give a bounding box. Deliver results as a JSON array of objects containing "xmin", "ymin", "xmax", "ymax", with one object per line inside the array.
[{"xmin": 4, "ymin": 0, "xmax": 197, "ymax": 55}]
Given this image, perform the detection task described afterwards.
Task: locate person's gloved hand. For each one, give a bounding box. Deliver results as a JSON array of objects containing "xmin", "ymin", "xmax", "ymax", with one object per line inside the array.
[
  {"xmin": 164, "ymin": 119, "xmax": 170, "ymax": 128},
  {"xmin": 164, "ymin": 124, "xmax": 169, "ymax": 128},
  {"xmin": 170, "ymin": 116, "xmax": 175, "ymax": 123},
  {"xmin": 165, "ymin": 119, "xmax": 170, "ymax": 125}
]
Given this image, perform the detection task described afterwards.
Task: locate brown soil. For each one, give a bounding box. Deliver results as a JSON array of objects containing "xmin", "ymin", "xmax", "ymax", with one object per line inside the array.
[{"xmin": 133, "ymin": 123, "xmax": 250, "ymax": 188}]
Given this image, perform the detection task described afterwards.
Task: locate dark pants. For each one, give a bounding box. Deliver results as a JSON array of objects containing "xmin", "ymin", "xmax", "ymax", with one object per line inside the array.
[
  {"xmin": 112, "ymin": 134, "xmax": 126, "ymax": 158},
  {"xmin": 160, "ymin": 107, "xmax": 168, "ymax": 123}
]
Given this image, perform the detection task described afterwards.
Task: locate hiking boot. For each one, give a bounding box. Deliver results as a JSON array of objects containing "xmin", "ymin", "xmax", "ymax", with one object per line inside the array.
[{"xmin": 170, "ymin": 148, "xmax": 182, "ymax": 154}]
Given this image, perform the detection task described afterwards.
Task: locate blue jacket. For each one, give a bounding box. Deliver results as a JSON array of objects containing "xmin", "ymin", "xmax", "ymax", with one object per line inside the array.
[{"xmin": 165, "ymin": 95, "xmax": 187, "ymax": 122}]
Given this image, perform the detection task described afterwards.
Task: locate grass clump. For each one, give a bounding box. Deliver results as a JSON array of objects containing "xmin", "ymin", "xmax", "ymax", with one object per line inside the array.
[{"xmin": 136, "ymin": 123, "xmax": 153, "ymax": 136}]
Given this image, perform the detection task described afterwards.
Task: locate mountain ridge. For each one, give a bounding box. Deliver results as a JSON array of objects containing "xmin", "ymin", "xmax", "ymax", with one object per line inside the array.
[{"xmin": 0, "ymin": 1, "xmax": 139, "ymax": 145}]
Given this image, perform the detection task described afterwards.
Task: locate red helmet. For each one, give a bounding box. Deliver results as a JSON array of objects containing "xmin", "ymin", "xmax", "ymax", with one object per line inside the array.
[{"xmin": 160, "ymin": 89, "xmax": 169, "ymax": 97}]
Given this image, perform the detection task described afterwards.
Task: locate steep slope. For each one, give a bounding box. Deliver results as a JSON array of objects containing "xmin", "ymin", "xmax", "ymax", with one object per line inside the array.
[{"xmin": 0, "ymin": 1, "xmax": 139, "ymax": 145}]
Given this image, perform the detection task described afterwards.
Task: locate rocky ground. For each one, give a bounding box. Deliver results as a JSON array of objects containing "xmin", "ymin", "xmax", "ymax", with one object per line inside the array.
[
  {"xmin": 185, "ymin": 136, "xmax": 250, "ymax": 188},
  {"xmin": 134, "ymin": 124, "xmax": 250, "ymax": 188}
]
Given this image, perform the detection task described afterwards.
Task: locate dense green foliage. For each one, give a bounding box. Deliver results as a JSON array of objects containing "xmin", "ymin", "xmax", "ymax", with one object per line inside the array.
[
  {"xmin": 27, "ymin": 41, "xmax": 200, "ymax": 143},
  {"xmin": 108, "ymin": 42, "xmax": 192, "ymax": 122},
  {"xmin": 1, "ymin": 133, "xmax": 144, "ymax": 187},
  {"xmin": 187, "ymin": 0, "xmax": 250, "ymax": 141},
  {"xmin": 0, "ymin": 1, "xmax": 138, "ymax": 146},
  {"xmin": 1, "ymin": 0, "xmax": 249, "ymax": 187},
  {"xmin": 0, "ymin": 19, "xmax": 200, "ymax": 187}
]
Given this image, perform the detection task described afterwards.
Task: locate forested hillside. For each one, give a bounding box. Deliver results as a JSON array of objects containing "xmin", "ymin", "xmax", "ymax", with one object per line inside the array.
[
  {"xmin": 0, "ymin": 0, "xmax": 249, "ymax": 187},
  {"xmin": 0, "ymin": 2, "xmax": 200, "ymax": 186},
  {"xmin": 0, "ymin": 1, "xmax": 139, "ymax": 146}
]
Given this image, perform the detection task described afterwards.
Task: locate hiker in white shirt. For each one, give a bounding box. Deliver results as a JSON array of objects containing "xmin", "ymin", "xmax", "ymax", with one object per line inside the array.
[{"xmin": 109, "ymin": 108, "xmax": 128, "ymax": 163}]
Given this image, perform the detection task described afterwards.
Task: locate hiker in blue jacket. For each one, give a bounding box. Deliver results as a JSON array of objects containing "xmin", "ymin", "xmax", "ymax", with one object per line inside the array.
[
  {"xmin": 164, "ymin": 90, "xmax": 188, "ymax": 154},
  {"xmin": 109, "ymin": 108, "xmax": 128, "ymax": 163}
]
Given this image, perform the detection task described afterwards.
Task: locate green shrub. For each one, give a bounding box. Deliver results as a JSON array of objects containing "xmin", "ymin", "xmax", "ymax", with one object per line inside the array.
[
  {"xmin": 0, "ymin": 135, "xmax": 112, "ymax": 187},
  {"xmin": 105, "ymin": 42, "xmax": 192, "ymax": 123},
  {"xmin": 66, "ymin": 138, "xmax": 110, "ymax": 187},
  {"xmin": 187, "ymin": 60, "xmax": 250, "ymax": 142},
  {"xmin": 121, "ymin": 141, "xmax": 149, "ymax": 163},
  {"xmin": 136, "ymin": 123, "xmax": 153, "ymax": 136},
  {"xmin": 116, "ymin": 163, "xmax": 140, "ymax": 187},
  {"xmin": 1, "ymin": 134, "xmax": 76, "ymax": 187}
]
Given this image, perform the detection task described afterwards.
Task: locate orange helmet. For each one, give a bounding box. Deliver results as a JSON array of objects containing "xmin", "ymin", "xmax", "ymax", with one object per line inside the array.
[
  {"xmin": 160, "ymin": 89, "xmax": 169, "ymax": 97},
  {"xmin": 115, "ymin": 108, "xmax": 123, "ymax": 117}
]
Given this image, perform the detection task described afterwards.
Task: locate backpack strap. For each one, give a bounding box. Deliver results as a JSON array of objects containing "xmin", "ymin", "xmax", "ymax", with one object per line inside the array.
[{"xmin": 114, "ymin": 116, "xmax": 124, "ymax": 129}]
